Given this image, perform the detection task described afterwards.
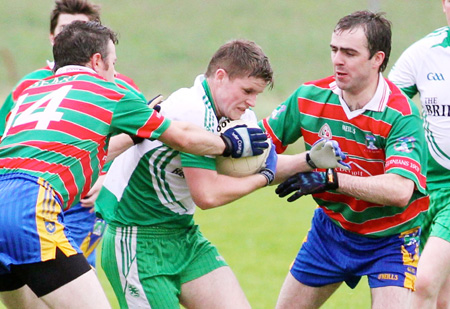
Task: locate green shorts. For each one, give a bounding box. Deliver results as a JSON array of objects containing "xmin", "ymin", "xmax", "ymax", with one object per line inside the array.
[
  {"xmin": 420, "ymin": 188, "xmax": 450, "ymax": 251},
  {"xmin": 101, "ymin": 224, "xmax": 228, "ymax": 309}
]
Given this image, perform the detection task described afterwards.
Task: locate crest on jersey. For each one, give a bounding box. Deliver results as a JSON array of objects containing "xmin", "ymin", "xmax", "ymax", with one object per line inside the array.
[
  {"xmin": 270, "ymin": 105, "xmax": 286, "ymax": 120},
  {"xmin": 318, "ymin": 123, "xmax": 332, "ymax": 139},
  {"xmin": 365, "ymin": 134, "xmax": 378, "ymax": 150},
  {"xmin": 394, "ymin": 137, "xmax": 416, "ymax": 153},
  {"xmin": 127, "ymin": 284, "xmax": 140, "ymax": 297},
  {"xmin": 44, "ymin": 220, "xmax": 56, "ymax": 234}
]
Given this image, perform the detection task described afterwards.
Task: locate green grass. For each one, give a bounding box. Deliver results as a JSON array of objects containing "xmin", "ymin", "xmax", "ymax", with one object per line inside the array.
[{"xmin": 0, "ymin": 0, "xmax": 445, "ymax": 307}]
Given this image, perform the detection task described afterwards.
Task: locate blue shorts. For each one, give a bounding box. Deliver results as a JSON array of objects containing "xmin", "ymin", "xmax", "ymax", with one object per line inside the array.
[
  {"xmin": 290, "ymin": 208, "xmax": 419, "ymax": 290},
  {"xmin": 64, "ymin": 203, "xmax": 107, "ymax": 267},
  {"xmin": 0, "ymin": 173, "xmax": 81, "ymax": 274}
]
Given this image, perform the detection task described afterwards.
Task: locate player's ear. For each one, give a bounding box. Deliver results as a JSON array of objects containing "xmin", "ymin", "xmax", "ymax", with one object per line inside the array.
[
  {"xmin": 49, "ymin": 33, "xmax": 55, "ymax": 46},
  {"xmin": 372, "ymin": 51, "xmax": 385, "ymax": 70},
  {"xmin": 215, "ymin": 68, "xmax": 227, "ymax": 83},
  {"xmin": 90, "ymin": 53, "xmax": 103, "ymax": 71}
]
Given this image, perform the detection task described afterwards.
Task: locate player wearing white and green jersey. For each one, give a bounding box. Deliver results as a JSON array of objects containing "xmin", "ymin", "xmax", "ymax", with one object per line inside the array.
[
  {"xmin": 97, "ymin": 75, "xmax": 259, "ymax": 228},
  {"xmin": 388, "ymin": 3, "xmax": 450, "ymax": 306},
  {"xmin": 389, "ymin": 26, "xmax": 450, "ymax": 193},
  {"xmin": 96, "ymin": 39, "xmax": 278, "ymax": 309},
  {"xmin": 0, "ymin": 23, "xmax": 265, "ymax": 309}
]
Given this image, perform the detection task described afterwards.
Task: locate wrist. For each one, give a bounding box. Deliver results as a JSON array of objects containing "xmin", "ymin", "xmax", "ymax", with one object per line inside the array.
[
  {"xmin": 306, "ymin": 152, "xmax": 317, "ymax": 169},
  {"xmin": 220, "ymin": 134, "xmax": 232, "ymax": 157},
  {"xmin": 130, "ymin": 135, "xmax": 144, "ymax": 145},
  {"xmin": 259, "ymin": 168, "xmax": 275, "ymax": 186},
  {"xmin": 325, "ymin": 168, "xmax": 339, "ymax": 189}
]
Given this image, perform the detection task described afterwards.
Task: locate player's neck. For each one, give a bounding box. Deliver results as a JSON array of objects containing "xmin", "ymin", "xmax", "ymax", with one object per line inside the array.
[{"xmin": 342, "ymin": 75, "xmax": 379, "ymax": 111}]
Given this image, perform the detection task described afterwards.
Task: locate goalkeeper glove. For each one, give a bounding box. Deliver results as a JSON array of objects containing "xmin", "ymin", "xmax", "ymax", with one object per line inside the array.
[
  {"xmin": 306, "ymin": 139, "xmax": 351, "ymax": 170},
  {"xmin": 221, "ymin": 125, "xmax": 269, "ymax": 158},
  {"xmin": 259, "ymin": 142, "xmax": 277, "ymax": 186},
  {"xmin": 276, "ymin": 168, "xmax": 338, "ymax": 202}
]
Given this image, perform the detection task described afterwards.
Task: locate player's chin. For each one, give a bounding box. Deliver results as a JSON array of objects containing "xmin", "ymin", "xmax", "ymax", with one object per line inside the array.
[{"xmin": 228, "ymin": 110, "xmax": 246, "ymax": 120}]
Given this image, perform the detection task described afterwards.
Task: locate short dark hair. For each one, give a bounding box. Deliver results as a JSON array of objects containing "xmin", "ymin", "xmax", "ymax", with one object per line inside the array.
[
  {"xmin": 53, "ymin": 21, "xmax": 118, "ymax": 72},
  {"xmin": 50, "ymin": 0, "xmax": 101, "ymax": 34},
  {"xmin": 334, "ymin": 10, "xmax": 392, "ymax": 72},
  {"xmin": 205, "ymin": 39, "xmax": 274, "ymax": 89}
]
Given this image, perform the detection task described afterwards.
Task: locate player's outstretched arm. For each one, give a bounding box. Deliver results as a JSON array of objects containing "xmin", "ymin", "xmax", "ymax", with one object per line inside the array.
[
  {"xmin": 184, "ymin": 168, "xmax": 268, "ymax": 209},
  {"xmin": 159, "ymin": 121, "xmax": 269, "ymax": 158},
  {"xmin": 337, "ymin": 173, "xmax": 414, "ymax": 207},
  {"xmin": 277, "ymin": 171, "xmax": 414, "ymax": 206}
]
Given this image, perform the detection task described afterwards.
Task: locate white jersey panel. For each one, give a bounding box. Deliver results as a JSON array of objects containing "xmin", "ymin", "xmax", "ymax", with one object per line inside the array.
[
  {"xmin": 389, "ymin": 27, "xmax": 450, "ymax": 172},
  {"xmin": 102, "ymin": 74, "xmax": 258, "ymax": 221},
  {"xmin": 103, "ymin": 140, "xmax": 155, "ymax": 202}
]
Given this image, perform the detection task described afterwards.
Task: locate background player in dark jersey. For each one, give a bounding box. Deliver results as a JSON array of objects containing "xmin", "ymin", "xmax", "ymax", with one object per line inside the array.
[
  {"xmin": 0, "ymin": 21, "xmax": 267, "ymax": 308},
  {"xmin": 262, "ymin": 11, "xmax": 428, "ymax": 309}
]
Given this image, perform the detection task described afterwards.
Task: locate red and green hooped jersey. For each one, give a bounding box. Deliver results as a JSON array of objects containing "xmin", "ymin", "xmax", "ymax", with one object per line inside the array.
[
  {"xmin": 0, "ymin": 66, "xmax": 53, "ymax": 137},
  {"xmin": 0, "ymin": 68, "xmax": 169, "ymax": 210},
  {"xmin": 0, "ymin": 64, "xmax": 144, "ymax": 138},
  {"xmin": 260, "ymin": 75, "xmax": 429, "ymax": 237}
]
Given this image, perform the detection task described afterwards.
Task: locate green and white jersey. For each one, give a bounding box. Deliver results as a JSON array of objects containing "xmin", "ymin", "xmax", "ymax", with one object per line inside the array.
[
  {"xmin": 96, "ymin": 75, "xmax": 257, "ymax": 228},
  {"xmin": 389, "ymin": 26, "xmax": 450, "ymax": 190}
]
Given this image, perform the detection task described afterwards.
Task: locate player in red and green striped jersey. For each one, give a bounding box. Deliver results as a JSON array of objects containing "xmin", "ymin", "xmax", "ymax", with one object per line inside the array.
[
  {"xmin": 0, "ymin": 0, "xmax": 109, "ymax": 273},
  {"xmin": 262, "ymin": 11, "xmax": 429, "ymax": 309},
  {"xmin": 0, "ymin": 0, "xmax": 152, "ymax": 274},
  {"xmin": 0, "ymin": 21, "xmax": 268, "ymax": 308}
]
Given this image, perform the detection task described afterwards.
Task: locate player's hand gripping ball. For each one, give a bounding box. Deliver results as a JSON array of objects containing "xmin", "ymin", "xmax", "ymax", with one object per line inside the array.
[
  {"xmin": 220, "ymin": 120, "xmax": 268, "ymax": 158},
  {"xmin": 217, "ymin": 119, "xmax": 271, "ymax": 177}
]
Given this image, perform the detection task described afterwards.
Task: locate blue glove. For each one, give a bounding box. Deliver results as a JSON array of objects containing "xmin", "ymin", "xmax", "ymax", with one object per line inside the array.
[
  {"xmin": 276, "ymin": 169, "xmax": 338, "ymax": 202},
  {"xmin": 221, "ymin": 125, "xmax": 269, "ymax": 158},
  {"xmin": 259, "ymin": 142, "xmax": 277, "ymax": 185},
  {"xmin": 306, "ymin": 139, "xmax": 351, "ymax": 170}
]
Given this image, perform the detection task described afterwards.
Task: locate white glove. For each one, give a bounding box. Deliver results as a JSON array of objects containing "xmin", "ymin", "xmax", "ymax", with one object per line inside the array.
[{"xmin": 306, "ymin": 139, "xmax": 351, "ymax": 171}]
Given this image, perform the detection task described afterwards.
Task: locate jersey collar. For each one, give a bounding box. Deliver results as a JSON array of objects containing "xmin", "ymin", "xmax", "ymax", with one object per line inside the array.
[
  {"xmin": 330, "ymin": 73, "xmax": 391, "ymax": 120},
  {"xmin": 199, "ymin": 75, "xmax": 219, "ymax": 118},
  {"xmin": 55, "ymin": 65, "xmax": 98, "ymax": 76}
]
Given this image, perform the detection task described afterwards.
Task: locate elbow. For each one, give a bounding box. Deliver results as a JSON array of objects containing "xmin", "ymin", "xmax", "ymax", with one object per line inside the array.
[
  {"xmin": 192, "ymin": 193, "xmax": 218, "ymax": 210},
  {"xmin": 391, "ymin": 189, "xmax": 414, "ymax": 207},
  {"xmin": 391, "ymin": 197, "xmax": 410, "ymax": 207},
  {"xmin": 388, "ymin": 177, "xmax": 415, "ymax": 207},
  {"xmin": 171, "ymin": 137, "xmax": 191, "ymax": 152},
  {"xmin": 160, "ymin": 127, "xmax": 191, "ymax": 152}
]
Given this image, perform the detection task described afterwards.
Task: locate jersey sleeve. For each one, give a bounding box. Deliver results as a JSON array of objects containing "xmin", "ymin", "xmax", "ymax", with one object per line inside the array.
[
  {"xmin": 180, "ymin": 153, "xmax": 216, "ymax": 170},
  {"xmin": 384, "ymin": 107, "xmax": 427, "ymax": 194},
  {"xmin": 388, "ymin": 43, "xmax": 421, "ymax": 99},
  {"xmin": 0, "ymin": 93, "xmax": 14, "ymax": 138},
  {"xmin": 110, "ymin": 90, "xmax": 170, "ymax": 140},
  {"xmin": 1, "ymin": 66, "xmax": 53, "ymax": 138},
  {"xmin": 259, "ymin": 87, "xmax": 304, "ymax": 153}
]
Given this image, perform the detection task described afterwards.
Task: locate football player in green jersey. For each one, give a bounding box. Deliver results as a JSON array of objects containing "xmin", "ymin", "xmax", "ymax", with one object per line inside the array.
[
  {"xmin": 263, "ymin": 11, "xmax": 428, "ymax": 309},
  {"xmin": 96, "ymin": 38, "xmax": 351, "ymax": 308},
  {"xmin": 0, "ymin": 21, "xmax": 267, "ymax": 309},
  {"xmin": 389, "ymin": 1, "xmax": 450, "ymax": 308}
]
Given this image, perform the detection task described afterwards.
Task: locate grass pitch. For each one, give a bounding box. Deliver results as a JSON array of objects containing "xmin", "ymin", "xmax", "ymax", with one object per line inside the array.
[{"xmin": 0, "ymin": 0, "xmax": 445, "ymax": 308}]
